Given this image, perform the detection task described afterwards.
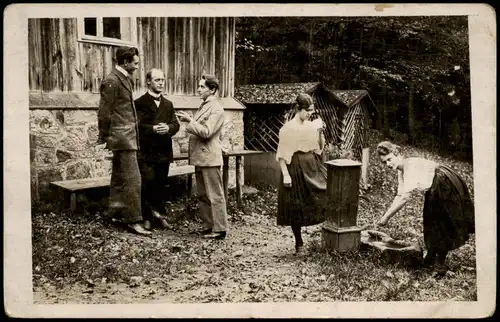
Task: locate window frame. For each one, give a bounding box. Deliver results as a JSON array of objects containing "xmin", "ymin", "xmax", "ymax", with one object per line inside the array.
[{"xmin": 77, "ymin": 17, "xmax": 138, "ymax": 47}]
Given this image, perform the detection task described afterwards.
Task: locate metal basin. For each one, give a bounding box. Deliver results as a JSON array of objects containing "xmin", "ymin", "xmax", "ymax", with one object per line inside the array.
[{"xmin": 360, "ymin": 230, "xmax": 423, "ymax": 265}]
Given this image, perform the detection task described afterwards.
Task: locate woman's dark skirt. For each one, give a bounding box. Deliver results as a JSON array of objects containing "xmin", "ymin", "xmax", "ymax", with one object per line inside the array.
[
  {"xmin": 423, "ymin": 165, "xmax": 475, "ymax": 255},
  {"xmin": 277, "ymin": 151, "xmax": 328, "ymax": 227}
]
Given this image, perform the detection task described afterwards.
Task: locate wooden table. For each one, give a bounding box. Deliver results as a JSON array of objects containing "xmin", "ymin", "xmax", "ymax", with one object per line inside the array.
[
  {"xmin": 222, "ymin": 149, "xmax": 264, "ymax": 207},
  {"xmin": 105, "ymin": 150, "xmax": 264, "ymax": 207},
  {"xmin": 104, "ymin": 153, "xmax": 188, "ymax": 161}
]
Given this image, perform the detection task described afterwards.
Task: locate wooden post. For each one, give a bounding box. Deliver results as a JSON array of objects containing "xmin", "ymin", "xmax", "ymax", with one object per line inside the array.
[
  {"xmin": 223, "ymin": 155, "xmax": 229, "ymax": 206},
  {"xmin": 235, "ymin": 155, "xmax": 243, "ymax": 206},
  {"xmin": 361, "ymin": 147, "xmax": 370, "ymax": 188},
  {"xmin": 70, "ymin": 192, "xmax": 77, "ymax": 212},
  {"xmin": 322, "ymin": 159, "xmax": 363, "ymax": 251},
  {"xmin": 187, "ymin": 174, "xmax": 193, "ymax": 198}
]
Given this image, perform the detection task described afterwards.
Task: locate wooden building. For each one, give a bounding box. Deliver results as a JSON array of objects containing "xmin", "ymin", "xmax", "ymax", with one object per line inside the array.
[
  {"xmin": 234, "ymin": 82, "xmax": 378, "ymax": 187},
  {"xmin": 29, "ymin": 17, "xmax": 245, "ymax": 201},
  {"xmin": 329, "ymin": 89, "xmax": 379, "ymax": 159}
]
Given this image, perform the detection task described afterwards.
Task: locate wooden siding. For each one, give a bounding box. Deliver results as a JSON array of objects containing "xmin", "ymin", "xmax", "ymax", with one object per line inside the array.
[
  {"xmin": 28, "ymin": 17, "xmax": 236, "ymax": 97},
  {"xmin": 340, "ymin": 102, "xmax": 370, "ymax": 158}
]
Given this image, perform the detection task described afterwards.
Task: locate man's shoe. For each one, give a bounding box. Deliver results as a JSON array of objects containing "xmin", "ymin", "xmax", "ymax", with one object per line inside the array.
[
  {"xmin": 189, "ymin": 228, "xmax": 212, "ymax": 235},
  {"xmin": 158, "ymin": 218, "xmax": 171, "ymax": 229},
  {"xmin": 295, "ymin": 246, "xmax": 306, "ymax": 256},
  {"xmin": 128, "ymin": 223, "xmax": 152, "ymax": 236},
  {"xmin": 203, "ymin": 231, "xmax": 226, "ymax": 240},
  {"xmin": 143, "ymin": 220, "xmax": 152, "ymax": 230},
  {"xmin": 151, "ymin": 210, "xmax": 164, "ymax": 220}
]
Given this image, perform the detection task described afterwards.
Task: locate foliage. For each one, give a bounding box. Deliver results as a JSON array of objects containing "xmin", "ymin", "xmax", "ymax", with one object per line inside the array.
[{"xmin": 235, "ymin": 16, "xmax": 472, "ymax": 158}]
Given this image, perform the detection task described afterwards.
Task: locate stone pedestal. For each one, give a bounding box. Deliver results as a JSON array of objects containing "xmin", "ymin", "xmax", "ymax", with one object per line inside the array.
[{"xmin": 322, "ymin": 159, "xmax": 363, "ymax": 251}]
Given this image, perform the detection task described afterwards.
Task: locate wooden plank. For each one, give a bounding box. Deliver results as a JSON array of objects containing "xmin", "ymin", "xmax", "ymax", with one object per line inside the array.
[
  {"xmin": 65, "ymin": 18, "xmax": 82, "ymax": 91},
  {"xmin": 244, "ymin": 137, "xmax": 261, "ymax": 151},
  {"xmin": 222, "ymin": 17, "xmax": 228, "ymax": 97},
  {"xmin": 255, "ymin": 129, "xmax": 279, "ymax": 151},
  {"xmin": 59, "ymin": 19, "xmax": 69, "ymax": 91},
  {"xmin": 40, "ymin": 18, "xmax": 51, "ymax": 91},
  {"xmin": 195, "ymin": 17, "xmax": 201, "ymax": 80},
  {"xmin": 261, "ymin": 121, "xmax": 280, "ymax": 147},
  {"xmin": 223, "ymin": 149, "xmax": 264, "ymax": 157},
  {"xmin": 174, "ymin": 18, "xmax": 182, "ymax": 94},
  {"xmin": 182, "ymin": 17, "xmax": 188, "ymax": 95},
  {"xmin": 214, "ymin": 18, "xmax": 221, "ymax": 90},
  {"xmin": 188, "ymin": 17, "xmax": 194, "ymax": 95},
  {"xmin": 169, "ymin": 165, "xmax": 195, "ymax": 176},
  {"xmin": 235, "ymin": 155, "xmax": 243, "ymax": 206},
  {"xmin": 211, "ymin": 17, "xmax": 216, "ymax": 74},
  {"xmin": 94, "ymin": 44, "xmax": 104, "ymax": 93},
  {"xmin": 167, "ymin": 18, "xmax": 176, "ymax": 95},
  {"xmin": 228, "ymin": 17, "xmax": 235, "ymax": 97},
  {"xmin": 137, "ymin": 18, "xmax": 145, "ymax": 91},
  {"xmin": 199, "ymin": 17, "xmax": 206, "ymax": 74},
  {"xmin": 162, "ymin": 17, "xmax": 168, "ymax": 86},
  {"xmin": 223, "ymin": 156, "xmax": 229, "ymax": 206},
  {"xmin": 155, "ymin": 17, "xmax": 161, "ymax": 68},
  {"xmin": 105, "ymin": 153, "xmax": 189, "ymax": 161},
  {"xmin": 48, "ymin": 18, "xmax": 59, "ymax": 91},
  {"xmin": 70, "ymin": 193, "xmax": 77, "ymax": 211},
  {"xmin": 52, "ymin": 176, "xmax": 111, "ymax": 191},
  {"xmin": 28, "ymin": 19, "xmax": 41, "ymax": 90},
  {"xmin": 103, "ymin": 46, "xmax": 112, "ymax": 78},
  {"xmin": 316, "ymin": 94, "xmax": 336, "ymax": 143},
  {"xmin": 52, "ymin": 165, "xmax": 195, "ymax": 192}
]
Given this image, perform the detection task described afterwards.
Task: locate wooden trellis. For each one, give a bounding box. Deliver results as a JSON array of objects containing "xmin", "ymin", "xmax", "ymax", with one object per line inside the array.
[
  {"xmin": 237, "ymin": 83, "xmax": 378, "ymax": 156},
  {"xmin": 340, "ymin": 102, "xmax": 370, "ymax": 159},
  {"xmin": 244, "ymin": 107, "xmax": 288, "ymax": 152}
]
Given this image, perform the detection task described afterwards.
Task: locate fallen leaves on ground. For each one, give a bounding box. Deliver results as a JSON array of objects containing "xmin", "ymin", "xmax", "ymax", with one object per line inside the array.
[{"xmin": 32, "ymin": 130, "xmax": 476, "ymax": 304}]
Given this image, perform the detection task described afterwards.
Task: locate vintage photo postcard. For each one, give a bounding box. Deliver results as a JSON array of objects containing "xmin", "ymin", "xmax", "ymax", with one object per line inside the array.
[{"xmin": 4, "ymin": 3, "xmax": 496, "ymax": 319}]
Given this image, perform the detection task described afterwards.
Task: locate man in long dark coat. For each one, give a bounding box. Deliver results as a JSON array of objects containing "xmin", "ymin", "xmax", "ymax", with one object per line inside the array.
[{"xmin": 97, "ymin": 46, "xmax": 151, "ymax": 236}]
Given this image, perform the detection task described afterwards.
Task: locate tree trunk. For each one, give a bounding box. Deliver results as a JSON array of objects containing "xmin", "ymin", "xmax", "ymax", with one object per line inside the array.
[
  {"xmin": 382, "ymin": 89, "xmax": 390, "ymax": 137},
  {"xmin": 308, "ymin": 22, "xmax": 314, "ymax": 81},
  {"xmin": 359, "ymin": 26, "xmax": 363, "ymax": 56},
  {"xmin": 440, "ymin": 108, "xmax": 450, "ymax": 152},
  {"xmin": 408, "ymin": 83, "xmax": 416, "ymax": 145}
]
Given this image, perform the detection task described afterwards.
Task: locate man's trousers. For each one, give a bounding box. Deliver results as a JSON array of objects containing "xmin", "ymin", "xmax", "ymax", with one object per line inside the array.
[
  {"xmin": 108, "ymin": 150, "xmax": 143, "ymax": 223},
  {"xmin": 195, "ymin": 166, "xmax": 228, "ymax": 233}
]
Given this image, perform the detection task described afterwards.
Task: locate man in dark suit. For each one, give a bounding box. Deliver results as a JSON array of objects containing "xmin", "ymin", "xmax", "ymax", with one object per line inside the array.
[
  {"xmin": 135, "ymin": 68, "xmax": 180, "ymax": 230},
  {"xmin": 97, "ymin": 46, "xmax": 151, "ymax": 236}
]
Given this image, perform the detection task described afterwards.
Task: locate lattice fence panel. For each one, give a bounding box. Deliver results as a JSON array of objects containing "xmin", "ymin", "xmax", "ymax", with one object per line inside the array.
[
  {"xmin": 340, "ymin": 103, "xmax": 369, "ymax": 159},
  {"xmin": 244, "ymin": 110, "xmax": 287, "ymax": 152}
]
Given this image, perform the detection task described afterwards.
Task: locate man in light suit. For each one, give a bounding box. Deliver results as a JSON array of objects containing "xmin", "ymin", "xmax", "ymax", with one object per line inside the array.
[
  {"xmin": 176, "ymin": 74, "xmax": 228, "ymax": 240},
  {"xmin": 97, "ymin": 46, "xmax": 151, "ymax": 236},
  {"xmin": 135, "ymin": 68, "xmax": 180, "ymax": 230}
]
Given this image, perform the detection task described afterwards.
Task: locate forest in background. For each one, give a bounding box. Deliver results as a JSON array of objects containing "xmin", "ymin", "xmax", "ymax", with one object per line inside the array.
[{"xmin": 235, "ymin": 16, "xmax": 472, "ymax": 160}]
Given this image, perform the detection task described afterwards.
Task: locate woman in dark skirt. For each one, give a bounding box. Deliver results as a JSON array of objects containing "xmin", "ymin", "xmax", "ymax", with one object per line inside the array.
[
  {"xmin": 276, "ymin": 93, "xmax": 328, "ymax": 255},
  {"xmin": 376, "ymin": 141, "xmax": 475, "ymax": 274}
]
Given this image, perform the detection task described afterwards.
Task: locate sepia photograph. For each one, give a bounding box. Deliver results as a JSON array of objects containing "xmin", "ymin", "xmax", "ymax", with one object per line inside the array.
[{"xmin": 4, "ymin": 3, "xmax": 496, "ymax": 318}]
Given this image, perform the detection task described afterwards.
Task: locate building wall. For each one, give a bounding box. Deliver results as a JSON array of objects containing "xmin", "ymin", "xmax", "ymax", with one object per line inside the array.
[
  {"xmin": 30, "ymin": 94, "xmax": 245, "ymax": 201},
  {"xmin": 28, "ymin": 16, "xmax": 241, "ymax": 203},
  {"xmin": 28, "ymin": 17, "xmax": 236, "ymax": 96}
]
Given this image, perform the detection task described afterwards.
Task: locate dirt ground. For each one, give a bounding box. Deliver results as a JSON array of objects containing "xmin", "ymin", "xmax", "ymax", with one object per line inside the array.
[
  {"xmin": 33, "ymin": 134, "xmax": 477, "ymax": 304},
  {"xmin": 33, "ymin": 188, "xmax": 476, "ymax": 304},
  {"xmin": 33, "ymin": 197, "xmax": 334, "ymax": 304}
]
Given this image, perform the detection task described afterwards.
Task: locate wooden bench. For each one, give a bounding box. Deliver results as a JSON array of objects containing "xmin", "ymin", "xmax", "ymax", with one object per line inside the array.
[{"xmin": 51, "ymin": 164, "xmax": 195, "ymax": 212}]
